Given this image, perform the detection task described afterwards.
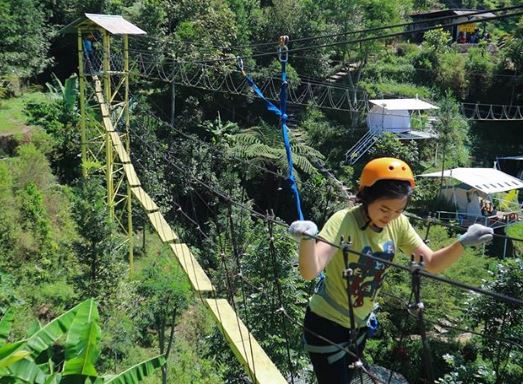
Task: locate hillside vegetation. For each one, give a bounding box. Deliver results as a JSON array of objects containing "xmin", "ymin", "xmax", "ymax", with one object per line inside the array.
[{"xmin": 0, "ymin": 0, "xmax": 522, "ymax": 383}]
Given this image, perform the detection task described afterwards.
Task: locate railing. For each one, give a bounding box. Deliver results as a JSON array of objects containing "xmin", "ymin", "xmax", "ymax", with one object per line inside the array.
[
  {"xmin": 434, "ymin": 210, "xmax": 521, "ymax": 228},
  {"xmin": 345, "ymin": 129, "xmax": 381, "ymax": 165}
]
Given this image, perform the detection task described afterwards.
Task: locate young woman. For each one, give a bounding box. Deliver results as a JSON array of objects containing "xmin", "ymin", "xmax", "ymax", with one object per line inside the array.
[{"xmin": 289, "ymin": 157, "xmax": 493, "ymax": 384}]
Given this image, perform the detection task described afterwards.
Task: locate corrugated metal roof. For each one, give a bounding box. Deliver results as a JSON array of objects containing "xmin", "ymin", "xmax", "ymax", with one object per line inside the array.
[
  {"xmin": 419, "ymin": 168, "xmax": 523, "ymax": 194},
  {"xmin": 59, "ymin": 13, "xmax": 146, "ymax": 35},
  {"xmin": 85, "ymin": 13, "xmax": 146, "ymax": 35},
  {"xmin": 369, "ymin": 99, "xmax": 439, "ymax": 111},
  {"xmin": 453, "ymin": 10, "xmax": 496, "ymax": 18},
  {"xmin": 396, "ymin": 130, "xmax": 438, "ymax": 140},
  {"xmin": 411, "ymin": 9, "xmax": 496, "ymax": 19}
]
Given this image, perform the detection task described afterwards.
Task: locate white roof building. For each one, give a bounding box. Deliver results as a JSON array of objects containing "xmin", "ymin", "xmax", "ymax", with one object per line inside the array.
[
  {"xmin": 419, "ymin": 167, "xmax": 523, "ymax": 195},
  {"xmin": 366, "ymin": 98, "xmax": 438, "ymax": 139}
]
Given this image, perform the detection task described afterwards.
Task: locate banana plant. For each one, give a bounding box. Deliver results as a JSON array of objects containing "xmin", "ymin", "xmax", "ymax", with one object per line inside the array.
[
  {"xmin": 0, "ymin": 300, "xmax": 165, "ymax": 383},
  {"xmin": 45, "ymin": 73, "xmax": 78, "ymax": 115}
]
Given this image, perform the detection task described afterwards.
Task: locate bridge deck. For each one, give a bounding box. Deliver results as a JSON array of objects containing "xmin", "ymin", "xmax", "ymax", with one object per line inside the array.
[
  {"xmin": 205, "ymin": 298, "xmax": 287, "ymax": 384},
  {"xmin": 90, "ymin": 74, "xmax": 284, "ymax": 382}
]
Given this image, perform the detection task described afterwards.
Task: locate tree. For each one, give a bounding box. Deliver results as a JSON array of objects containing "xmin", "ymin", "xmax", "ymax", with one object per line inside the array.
[
  {"xmin": 134, "ymin": 255, "xmax": 191, "ymax": 384},
  {"xmin": 366, "ymin": 133, "xmax": 420, "ymax": 172},
  {"xmin": 434, "ymin": 94, "xmax": 470, "ymax": 191},
  {"xmin": 0, "ymin": 0, "xmax": 51, "ymax": 79},
  {"xmin": 241, "ymin": 218, "xmax": 310, "ymax": 378},
  {"xmin": 465, "ymin": 259, "xmax": 523, "ymax": 384},
  {"xmin": 25, "ymin": 74, "xmax": 81, "ymax": 183},
  {"xmin": 71, "ymin": 177, "xmax": 126, "ymax": 311},
  {"xmin": 0, "ymin": 163, "xmax": 17, "ymax": 266}
]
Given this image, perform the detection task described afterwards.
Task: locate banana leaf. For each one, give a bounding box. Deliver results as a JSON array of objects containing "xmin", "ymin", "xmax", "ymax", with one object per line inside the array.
[
  {"xmin": 43, "ymin": 373, "xmax": 62, "ymax": 384},
  {"xmin": 0, "ymin": 350, "xmax": 30, "ymax": 369},
  {"xmin": 62, "ymin": 299, "xmax": 100, "ymax": 376},
  {"xmin": 4, "ymin": 358, "xmax": 47, "ymax": 384},
  {"xmin": 63, "ymin": 74, "xmax": 78, "ymax": 114},
  {"xmin": 24, "ymin": 301, "xmax": 83, "ymax": 356},
  {"xmin": 102, "ymin": 355, "xmax": 165, "ymax": 384},
  {"xmin": 0, "ymin": 341, "xmax": 25, "ymax": 361},
  {"xmin": 0, "ymin": 309, "xmax": 15, "ymax": 346}
]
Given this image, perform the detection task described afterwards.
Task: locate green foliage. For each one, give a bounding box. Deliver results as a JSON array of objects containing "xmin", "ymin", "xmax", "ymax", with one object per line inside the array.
[
  {"xmin": 165, "ymin": 304, "xmax": 224, "ymax": 384},
  {"xmin": 204, "ymin": 196, "xmax": 310, "ymax": 379},
  {"xmin": 436, "ymin": 353, "xmax": 495, "ymax": 384},
  {"xmin": 0, "ymin": 163, "xmax": 17, "ymax": 264},
  {"xmin": 367, "ymin": 132, "xmax": 420, "ymax": 170},
  {"xmin": 0, "ymin": 309, "xmax": 15, "ymax": 346},
  {"xmin": 25, "ymin": 75, "xmax": 80, "ymax": 182},
  {"xmin": 437, "ymin": 51, "xmax": 469, "ymax": 98},
  {"xmin": 299, "ymin": 106, "xmax": 350, "ymax": 167},
  {"xmin": 465, "ymin": 259, "xmax": 523, "ymax": 383},
  {"xmin": 19, "ymin": 182, "xmax": 52, "ymax": 250},
  {"xmin": 12, "ymin": 143, "xmax": 54, "ymax": 191},
  {"xmin": 71, "ymin": 178, "xmax": 126, "ymax": 311},
  {"xmin": 134, "ymin": 253, "xmax": 191, "ymax": 346},
  {"xmin": 0, "ymin": 0, "xmax": 51, "ymax": 78},
  {"xmin": 226, "ymin": 120, "xmax": 324, "ymax": 179},
  {"xmin": 466, "ymin": 45, "xmax": 496, "ymax": 97},
  {"xmin": 0, "ymin": 92, "xmax": 48, "ymax": 135},
  {"xmin": 506, "ymin": 222, "xmax": 523, "ymax": 257},
  {"xmin": 422, "ymin": 29, "xmax": 452, "ymax": 53},
  {"xmin": 62, "ymin": 300, "xmax": 101, "ymax": 376},
  {"xmin": 0, "ymin": 299, "xmax": 166, "ymax": 383},
  {"xmin": 434, "ymin": 94, "xmax": 471, "ymax": 169}
]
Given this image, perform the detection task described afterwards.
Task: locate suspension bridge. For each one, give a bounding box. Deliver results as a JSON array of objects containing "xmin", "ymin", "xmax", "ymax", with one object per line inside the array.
[{"xmin": 62, "ymin": 13, "xmax": 523, "ymax": 384}]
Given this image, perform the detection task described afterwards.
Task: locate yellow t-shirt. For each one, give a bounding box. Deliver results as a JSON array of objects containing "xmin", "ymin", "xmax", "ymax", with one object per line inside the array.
[{"xmin": 309, "ymin": 205, "xmax": 423, "ymax": 328}]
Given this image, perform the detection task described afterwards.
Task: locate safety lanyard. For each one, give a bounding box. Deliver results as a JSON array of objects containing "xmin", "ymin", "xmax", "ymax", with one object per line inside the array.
[{"xmin": 237, "ymin": 36, "xmax": 304, "ymax": 220}]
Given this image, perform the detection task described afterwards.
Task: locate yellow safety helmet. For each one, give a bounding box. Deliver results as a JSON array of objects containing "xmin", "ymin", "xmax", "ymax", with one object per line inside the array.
[{"xmin": 359, "ymin": 157, "xmax": 415, "ymax": 191}]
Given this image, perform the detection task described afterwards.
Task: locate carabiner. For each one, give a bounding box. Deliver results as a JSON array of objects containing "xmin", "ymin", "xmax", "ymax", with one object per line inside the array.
[
  {"xmin": 236, "ymin": 56, "xmax": 245, "ymax": 75},
  {"xmin": 278, "ymin": 35, "xmax": 289, "ymax": 63}
]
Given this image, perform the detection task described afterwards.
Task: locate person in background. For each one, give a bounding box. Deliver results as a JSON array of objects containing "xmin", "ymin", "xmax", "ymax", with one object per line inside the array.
[
  {"xmin": 83, "ymin": 33, "xmax": 95, "ymax": 67},
  {"xmin": 289, "ymin": 157, "xmax": 494, "ymax": 384}
]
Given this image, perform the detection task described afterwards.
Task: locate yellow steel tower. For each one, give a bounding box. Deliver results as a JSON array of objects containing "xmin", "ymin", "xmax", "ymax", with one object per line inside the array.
[{"xmin": 62, "ymin": 14, "xmax": 146, "ymax": 270}]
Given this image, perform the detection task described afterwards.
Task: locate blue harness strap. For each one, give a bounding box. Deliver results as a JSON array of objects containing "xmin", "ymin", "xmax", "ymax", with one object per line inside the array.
[
  {"xmin": 237, "ymin": 38, "xmax": 304, "ymax": 220},
  {"xmin": 278, "ymin": 41, "xmax": 304, "ymax": 220}
]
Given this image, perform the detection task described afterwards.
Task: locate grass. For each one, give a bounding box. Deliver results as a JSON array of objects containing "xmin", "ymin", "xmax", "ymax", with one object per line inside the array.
[
  {"xmin": 0, "ymin": 92, "xmax": 48, "ymax": 135},
  {"xmin": 506, "ymin": 221, "xmax": 523, "ymax": 256}
]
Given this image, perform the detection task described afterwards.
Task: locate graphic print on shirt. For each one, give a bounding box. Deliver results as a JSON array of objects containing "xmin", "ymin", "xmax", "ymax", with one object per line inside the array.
[{"xmin": 348, "ymin": 241, "xmax": 395, "ymax": 307}]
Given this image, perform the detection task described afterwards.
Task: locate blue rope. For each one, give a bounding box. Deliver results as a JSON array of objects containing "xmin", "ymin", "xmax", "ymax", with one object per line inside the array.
[
  {"xmin": 238, "ymin": 54, "xmax": 304, "ymax": 220},
  {"xmin": 279, "ymin": 56, "xmax": 304, "ymax": 220}
]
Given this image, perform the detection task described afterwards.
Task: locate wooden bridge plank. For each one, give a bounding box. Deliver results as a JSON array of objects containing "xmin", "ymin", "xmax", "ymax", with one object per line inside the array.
[
  {"xmin": 122, "ymin": 163, "xmax": 141, "ymax": 187},
  {"xmin": 110, "ymin": 132, "xmax": 131, "ymax": 163},
  {"xmin": 147, "ymin": 211, "xmax": 178, "ymax": 243},
  {"xmin": 130, "ymin": 187, "xmax": 158, "ymax": 213},
  {"xmin": 205, "ymin": 299, "xmax": 287, "ymax": 384},
  {"xmin": 169, "ymin": 243, "xmax": 214, "ymax": 293}
]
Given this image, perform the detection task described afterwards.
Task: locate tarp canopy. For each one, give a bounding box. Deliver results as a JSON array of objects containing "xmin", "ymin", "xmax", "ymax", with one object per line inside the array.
[
  {"xmin": 368, "ymin": 99, "xmax": 438, "ymax": 111},
  {"xmin": 419, "ymin": 168, "xmax": 523, "ymax": 194}
]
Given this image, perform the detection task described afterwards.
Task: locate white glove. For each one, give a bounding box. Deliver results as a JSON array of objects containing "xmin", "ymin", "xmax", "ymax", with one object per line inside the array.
[
  {"xmin": 458, "ymin": 224, "xmax": 494, "ymax": 247},
  {"xmin": 288, "ymin": 220, "xmax": 318, "ymax": 242}
]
